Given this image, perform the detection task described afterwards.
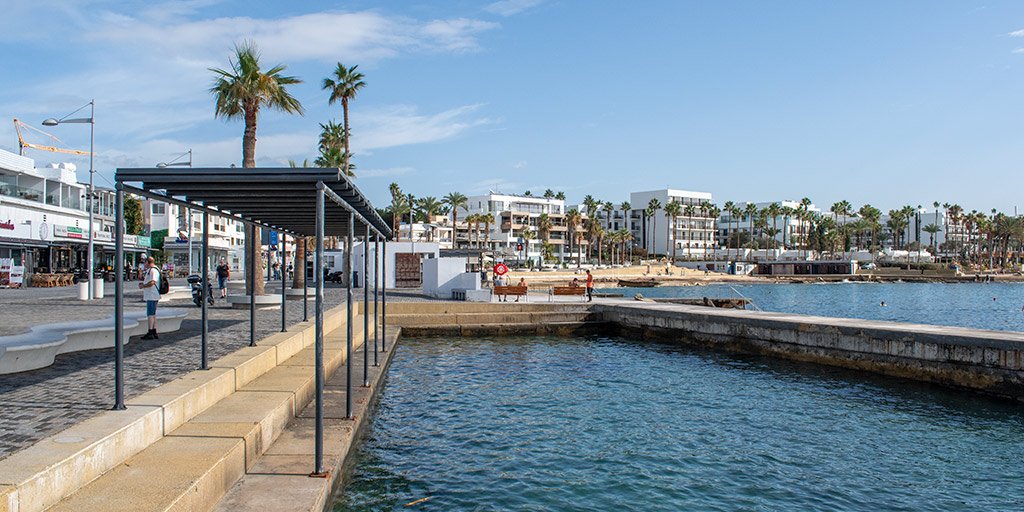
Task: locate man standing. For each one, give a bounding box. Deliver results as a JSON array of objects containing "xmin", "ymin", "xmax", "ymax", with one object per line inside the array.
[
  {"xmin": 216, "ymin": 258, "xmax": 230, "ymax": 299},
  {"xmin": 139, "ymin": 257, "xmax": 161, "ymax": 339},
  {"xmin": 585, "ymin": 269, "xmax": 594, "ymax": 302}
]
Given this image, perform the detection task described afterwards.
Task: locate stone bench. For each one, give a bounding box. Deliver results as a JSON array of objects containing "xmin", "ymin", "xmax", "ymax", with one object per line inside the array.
[
  {"xmin": 226, "ymin": 294, "xmax": 284, "ymax": 310},
  {"xmin": 0, "ymin": 309, "xmax": 189, "ymax": 375}
]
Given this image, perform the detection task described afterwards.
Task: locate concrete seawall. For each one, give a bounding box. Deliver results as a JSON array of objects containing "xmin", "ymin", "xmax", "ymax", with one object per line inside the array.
[{"xmin": 597, "ymin": 303, "xmax": 1024, "ymax": 402}]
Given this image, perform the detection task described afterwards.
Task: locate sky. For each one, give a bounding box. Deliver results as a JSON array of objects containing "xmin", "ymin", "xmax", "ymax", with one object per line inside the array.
[{"xmin": 2, "ymin": 0, "xmax": 1024, "ymax": 214}]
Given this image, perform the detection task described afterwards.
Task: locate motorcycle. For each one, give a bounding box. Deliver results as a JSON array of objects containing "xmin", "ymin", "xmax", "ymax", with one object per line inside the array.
[{"xmin": 186, "ymin": 274, "xmax": 215, "ymax": 308}]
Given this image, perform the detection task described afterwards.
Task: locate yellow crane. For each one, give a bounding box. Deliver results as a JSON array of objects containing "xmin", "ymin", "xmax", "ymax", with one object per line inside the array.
[{"xmin": 12, "ymin": 118, "xmax": 91, "ymax": 156}]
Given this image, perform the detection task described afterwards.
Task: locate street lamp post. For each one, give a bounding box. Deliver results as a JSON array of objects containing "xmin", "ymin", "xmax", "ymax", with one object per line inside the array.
[
  {"xmin": 158, "ymin": 150, "xmax": 193, "ymax": 274},
  {"xmin": 44, "ymin": 101, "xmax": 95, "ymax": 299}
]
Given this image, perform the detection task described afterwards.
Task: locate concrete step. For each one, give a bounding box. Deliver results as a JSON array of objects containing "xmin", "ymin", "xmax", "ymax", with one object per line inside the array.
[
  {"xmin": 401, "ymin": 321, "xmax": 611, "ymax": 338},
  {"xmin": 39, "ymin": 316, "xmax": 378, "ymax": 512}
]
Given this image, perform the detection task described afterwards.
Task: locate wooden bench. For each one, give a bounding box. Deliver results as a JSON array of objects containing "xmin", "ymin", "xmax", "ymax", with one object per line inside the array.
[
  {"xmin": 550, "ymin": 286, "xmax": 586, "ymax": 301},
  {"xmin": 493, "ymin": 285, "xmax": 529, "ymax": 302}
]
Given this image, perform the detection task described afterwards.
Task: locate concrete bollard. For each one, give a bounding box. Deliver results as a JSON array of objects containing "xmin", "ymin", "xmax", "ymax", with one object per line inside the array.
[
  {"xmin": 78, "ymin": 281, "xmax": 89, "ymax": 301},
  {"xmin": 93, "ymin": 278, "xmax": 104, "ymax": 299}
]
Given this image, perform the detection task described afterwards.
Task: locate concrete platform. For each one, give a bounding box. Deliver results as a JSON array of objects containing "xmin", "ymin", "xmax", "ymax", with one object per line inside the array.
[{"xmin": 227, "ymin": 294, "xmax": 284, "ymax": 310}]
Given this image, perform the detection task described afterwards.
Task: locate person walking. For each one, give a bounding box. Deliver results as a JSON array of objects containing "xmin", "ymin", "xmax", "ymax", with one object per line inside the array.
[
  {"xmin": 139, "ymin": 257, "xmax": 161, "ymax": 339},
  {"xmin": 216, "ymin": 258, "xmax": 230, "ymax": 299},
  {"xmin": 585, "ymin": 269, "xmax": 594, "ymax": 302}
]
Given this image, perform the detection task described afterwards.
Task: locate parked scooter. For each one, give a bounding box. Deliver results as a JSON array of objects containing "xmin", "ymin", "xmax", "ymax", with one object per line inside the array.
[{"xmin": 186, "ymin": 274, "xmax": 215, "ymax": 308}]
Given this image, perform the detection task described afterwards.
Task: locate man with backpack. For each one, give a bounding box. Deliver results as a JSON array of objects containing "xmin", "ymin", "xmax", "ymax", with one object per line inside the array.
[
  {"xmin": 138, "ymin": 257, "xmax": 165, "ymax": 339},
  {"xmin": 216, "ymin": 258, "xmax": 230, "ymax": 299}
]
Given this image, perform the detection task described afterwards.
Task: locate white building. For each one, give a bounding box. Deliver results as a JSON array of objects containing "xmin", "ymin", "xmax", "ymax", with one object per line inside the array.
[
  {"xmin": 629, "ymin": 189, "xmax": 716, "ymax": 259},
  {"xmin": 459, "ymin": 192, "xmax": 570, "ymax": 266},
  {"xmin": 396, "ymin": 215, "xmax": 454, "ymax": 249},
  {"xmin": 148, "ymin": 198, "xmax": 246, "ymax": 276},
  {"xmin": 0, "ymin": 149, "xmax": 151, "ymax": 282}
]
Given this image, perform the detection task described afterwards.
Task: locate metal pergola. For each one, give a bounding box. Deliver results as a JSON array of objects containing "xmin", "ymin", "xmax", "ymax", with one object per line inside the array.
[{"xmin": 112, "ymin": 167, "xmax": 392, "ymax": 477}]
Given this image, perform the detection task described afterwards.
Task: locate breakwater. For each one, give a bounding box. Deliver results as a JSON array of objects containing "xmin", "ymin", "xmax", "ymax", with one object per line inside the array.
[{"xmin": 388, "ymin": 301, "xmax": 1024, "ymax": 402}]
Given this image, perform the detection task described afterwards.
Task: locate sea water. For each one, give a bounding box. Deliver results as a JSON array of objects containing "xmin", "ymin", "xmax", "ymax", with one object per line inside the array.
[{"xmin": 334, "ymin": 336, "xmax": 1024, "ymax": 511}]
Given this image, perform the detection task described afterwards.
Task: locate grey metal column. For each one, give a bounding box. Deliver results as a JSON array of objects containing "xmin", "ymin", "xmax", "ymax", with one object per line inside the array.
[
  {"xmin": 113, "ymin": 186, "xmax": 125, "ymax": 410},
  {"xmin": 281, "ymin": 232, "xmax": 287, "ymax": 332},
  {"xmin": 201, "ymin": 211, "xmax": 209, "ymax": 369},
  {"xmin": 381, "ymin": 237, "xmax": 387, "ymax": 352},
  {"xmin": 313, "ymin": 185, "xmax": 325, "ymax": 475},
  {"xmin": 363, "ymin": 225, "xmax": 369, "ymax": 387},
  {"xmin": 345, "ymin": 213, "xmax": 354, "ymax": 419},
  {"xmin": 249, "ymin": 225, "xmax": 256, "ymax": 347},
  {"xmin": 303, "ymin": 237, "xmax": 309, "ymax": 322},
  {"xmin": 373, "ymin": 233, "xmax": 379, "ymax": 367}
]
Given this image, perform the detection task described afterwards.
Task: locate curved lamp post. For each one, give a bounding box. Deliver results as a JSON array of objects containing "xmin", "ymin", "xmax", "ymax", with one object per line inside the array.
[
  {"xmin": 43, "ymin": 100, "xmax": 95, "ymax": 299},
  {"xmin": 157, "ymin": 150, "xmax": 193, "ymax": 273}
]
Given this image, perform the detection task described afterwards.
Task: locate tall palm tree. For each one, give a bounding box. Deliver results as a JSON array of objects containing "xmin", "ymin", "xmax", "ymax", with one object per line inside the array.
[
  {"xmin": 744, "ymin": 203, "xmax": 758, "ymax": 255},
  {"xmin": 415, "ymin": 196, "xmax": 443, "ymax": 241},
  {"xmin": 706, "ymin": 204, "xmax": 721, "ymax": 261},
  {"xmin": 683, "ymin": 204, "xmax": 696, "ymax": 260},
  {"xmin": 620, "ymin": 201, "xmax": 632, "ymax": 261},
  {"xmin": 537, "ymin": 213, "xmax": 554, "ymax": 243},
  {"xmin": 646, "ymin": 198, "xmax": 661, "ymax": 256},
  {"xmin": 443, "ymin": 192, "xmax": 468, "ymax": 246},
  {"xmin": 210, "ymin": 41, "xmax": 304, "ymax": 296},
  {"xmin": 664, "ymin": 201, "xmax": 682, "ymax": 264},
  {"xmin": 464, "ymin": 214, "xmax": 479, "ymax": 247},
  {"xmin": 322, "ymin": 63, "xmax": 366, "ymax": 177},
  {"xmin": 481, "ymin": 213, "xmax": 494, "ymax": 250},
  {"xmin": 566, "ymin": 209, "xmax": 583, "ymax": 267}
]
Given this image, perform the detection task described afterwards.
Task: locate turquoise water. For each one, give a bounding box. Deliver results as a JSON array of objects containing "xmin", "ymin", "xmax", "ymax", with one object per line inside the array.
[
  {"xmin": 334, "ymin": 336, "xmax": 1024, "ymax": 511},
  {"xmin": 618, "ymin": 282, "xmax": 1024, "ymax": 332}
]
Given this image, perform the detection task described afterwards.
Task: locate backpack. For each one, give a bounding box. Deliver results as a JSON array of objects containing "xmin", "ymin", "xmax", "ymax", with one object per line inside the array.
[{"xmin": 158, "ymin": 271, "xmax": 170, "ymax": 294}]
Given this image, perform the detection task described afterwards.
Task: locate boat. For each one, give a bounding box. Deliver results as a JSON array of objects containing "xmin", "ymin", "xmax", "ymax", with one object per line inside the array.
[{"xmin": 617, "ymin": 278, "xmax": 660, "ymax": 287}]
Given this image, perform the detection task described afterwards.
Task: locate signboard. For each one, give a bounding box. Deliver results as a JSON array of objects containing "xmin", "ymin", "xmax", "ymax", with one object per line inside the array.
[
  {"xmin": 0, "ymin": 258, "xmax": 11, "ymax": 287},
  {"xmin": 54, "ymin": 225, "xmax": 85, "ymax": 239},
  {"xmin": 0, "ymin": 219, "xmax": 13, "ymax": 231},
  {"xmin": 9, "ymin": 266, "xmax": 23, "ymax": 288},
  {"xmin": 269, "ymin": 231, "xmax": 278, "ymax": 246},
  {"xmin": 493, "ymin": 262, "xmax": 509, "ymax": 276}
]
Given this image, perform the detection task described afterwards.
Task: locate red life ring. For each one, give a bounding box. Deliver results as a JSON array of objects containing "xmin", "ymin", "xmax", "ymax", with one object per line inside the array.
[{"xmin": 493, "ymin": 263, "xmax": 509, "ymax": 276}]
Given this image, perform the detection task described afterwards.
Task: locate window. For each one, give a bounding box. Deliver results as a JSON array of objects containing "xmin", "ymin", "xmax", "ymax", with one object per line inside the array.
[{"xmin": 152, "ymin": 203, "xmax": 166, "ymax": 214}]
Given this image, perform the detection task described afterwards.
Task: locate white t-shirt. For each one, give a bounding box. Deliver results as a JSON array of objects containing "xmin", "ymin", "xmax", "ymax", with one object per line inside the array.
[{"xmin": 143, "ymin": 267, "xmax": 161, "ymax": 301}]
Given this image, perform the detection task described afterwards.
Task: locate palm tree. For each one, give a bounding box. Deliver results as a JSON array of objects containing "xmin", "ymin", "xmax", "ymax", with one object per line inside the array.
[
  {"xmin": 646, "ymin": 198, "xmax": 661, "ymax": 256},
  {"xmin": 555, "ymin": 191, "xmax": 566, "ymax": 200},
  {"xmin": 664, "ymin": 202, "xmax": 682, "ymax": 264},
  {"xmin": 464, "ymin": 214, "xmax": 479, "ymax": 247},
  {"xmin": 210, "ymin": 41, "xmax": 304, "ymax": 296},
  {"xmin": 537, "ymin": 213, "xmax": 554, "ymax": 243},
  {"xmin": 706, "ymin": 204, "xmax": 721, "ymax": 261},
  {"xmin": 543, "ymin": 189, "xmax": 555, "ymax": 199},
  {"xmin": 322, "ymin": 63, "xmax": 366, "ymax": 177},
  {"xmin": 619, "ymin": 201, "xmax": 631, "ymax": 261},
  {"xmin": 443, "ymin": 192, "xmax": 468, "ymax": 247},
  {"xmin": 566, "ymin": 209, "xmax": 583, "ymax": 267},
  {"xmin": 520, "ymin": 227, "xmax": 535, "ymax": 267},
  {"xmin": 744, "ymin": 203, "xmax": 758, "ymax": 254},
  {"xmin": 858, "ymin": 204, "xmax": 882, "ymax": 252},
  {"xmin": 288, "ymin": 159, "xmax": 312, "ymax": 289},
  {"xmin": 415, "ymin": 196, "xmax": 443, "ymax": 241},
  {"xmin": 683, "ymin": 204, "xmax": 696, "ymax": 260},
  {"xmin": 481, "ymin": 213, "xmax": 494, "ymax": 250},
  {"xmin": 923, "ymin": 224, "xmax": 941, "ymax": 253},
  {"xmin": 617, "ymin": 229, "xmax": 633, "ymax": 266}
]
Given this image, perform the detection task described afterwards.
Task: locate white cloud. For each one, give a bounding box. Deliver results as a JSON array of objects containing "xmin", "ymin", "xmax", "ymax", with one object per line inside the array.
[
  {"xmin": 485, "ymin": 0, "xmax": 544, "ymax": 16},
  {"xmin": 1010, "ymin": 29, "xmax": 1024, "ymax": 37},
  {"xmin": 512, "ymin": 160, "xmax": 527, "ymax": 169},
  {"xmin": 358, "ymin": 167, "xmax": 415, "ymax": 178},
  {"xmin": 356, "ymin": 104, "xmax": 494, "ymax": 151},
  {"xmin": 1013, "ymin": 47, "xmax": 1024, "ymax": 54}
]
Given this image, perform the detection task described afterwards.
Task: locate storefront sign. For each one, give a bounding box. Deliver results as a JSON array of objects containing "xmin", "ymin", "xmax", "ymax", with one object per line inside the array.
[
  {"xmin": 54, "ymin": 225, "xmax": 85, "ymax": 239},
  {"xmin": 137, "ymin": 236, "xmax": 151, "ymax": 248},
  {"xmin": 0, "ymin": 220, "xmax": 13, "ymax": 231}
]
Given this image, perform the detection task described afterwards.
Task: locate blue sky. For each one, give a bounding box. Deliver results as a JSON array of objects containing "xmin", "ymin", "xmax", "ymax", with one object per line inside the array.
[{"xmin": 3, "ymin": 0, "xmax": 1024, "ymax": 213}]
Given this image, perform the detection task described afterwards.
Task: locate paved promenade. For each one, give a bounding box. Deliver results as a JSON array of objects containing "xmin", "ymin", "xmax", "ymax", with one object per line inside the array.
[{"xmin": 0, "ymin": 282, "xmax": 428, "ymax": 460}]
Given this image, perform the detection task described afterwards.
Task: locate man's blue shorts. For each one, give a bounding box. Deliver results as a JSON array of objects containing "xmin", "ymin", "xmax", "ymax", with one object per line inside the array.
[
  {"xmin": 218, "ymin": 276, "xmax": 227, "ymax": 289},
  {"xmin": 146, "ymin": 300, "xmax": 158, "ymax": 316}
]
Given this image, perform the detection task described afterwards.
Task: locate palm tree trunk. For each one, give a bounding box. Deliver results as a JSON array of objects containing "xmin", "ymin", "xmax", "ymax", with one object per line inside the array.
[
  {"xmin": 242, "ymin": 109, "xmax": 264, "ymax": 296},
  {"xmin": 292, "ymin": 238, "xmax": 306, "ymax": 289},
  {"xmin": 342, "ymin": 98, "xmax": 351, "ymax": 176}
]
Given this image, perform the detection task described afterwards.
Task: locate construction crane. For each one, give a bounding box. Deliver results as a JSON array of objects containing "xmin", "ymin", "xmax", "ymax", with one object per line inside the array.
[{"xmin": 12, "ymin": 118, "xmax": 91, "ymax": 157}]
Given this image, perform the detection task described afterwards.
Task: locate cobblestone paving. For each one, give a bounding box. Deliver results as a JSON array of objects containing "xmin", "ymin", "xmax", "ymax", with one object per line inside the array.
[{"xmin": 0, "ymin": 284, "xmax": 434, "ymax": 460}]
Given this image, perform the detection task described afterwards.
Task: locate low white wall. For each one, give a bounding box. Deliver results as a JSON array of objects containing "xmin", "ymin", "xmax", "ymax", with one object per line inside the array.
[{"xmin": 422, "ymin": 257, "xmax": 480, "ymax": 298}]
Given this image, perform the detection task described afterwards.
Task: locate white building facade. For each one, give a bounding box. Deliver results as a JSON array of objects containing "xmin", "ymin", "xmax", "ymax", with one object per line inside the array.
[
  {"xmin": 0, "ymin": 150, "xmax": 151, "ymax": 283},
  {"xmin": 460, "ymin": 193, "xmax": 570, "ymax": 266},
  {"xmin": 630, "ymin": 189, "xmax": 716, "ymax": 259}
]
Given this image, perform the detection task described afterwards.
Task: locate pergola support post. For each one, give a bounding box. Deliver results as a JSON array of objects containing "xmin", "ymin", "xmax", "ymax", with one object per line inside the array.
[
  {"xmin": 345, "ymin": 213, "xmax": 354, "ymax": 419},
  {"xmin": 113, "ymin": 185, "xmax": 126, "ymax": 410},
  {"xmin": 201, "ymin": 211, "xmax": 209, "ymax": 369},
  {"xmin": 281, "ymin": 231, "xmax": 287, "ymax": 332},
  {"xmin": 382, "ymin": 237, "xmax": 387, "ymax": 352},
  {"xmin": 249, "ymin": 225, "xmax": 256, "ymax": 347},
  {"xmin": 363, "ymin": 225, "xmax": 370, "ymax": 387},
  {"xmin": 373, "ymin": 233, "xmax": 379, "ymax": 367},
  {"xmin": 312, "ymin": 184, "xmax": 326, "ymax": 476}
]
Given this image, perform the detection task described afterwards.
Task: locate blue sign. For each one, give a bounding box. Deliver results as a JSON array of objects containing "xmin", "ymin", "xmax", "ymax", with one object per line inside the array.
[{"xmin": 269, "ymin": 231, "xmax": 279, "ymax": 246}]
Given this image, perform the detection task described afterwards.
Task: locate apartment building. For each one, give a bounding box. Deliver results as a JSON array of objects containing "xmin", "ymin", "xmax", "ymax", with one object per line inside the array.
[
  {"xmin": 629, "ymin": 189, "xmax": 716, "ymax": 259},
  {"xmin": 460, "ymin": 192, "xmax": 572, "ymax": 265}
]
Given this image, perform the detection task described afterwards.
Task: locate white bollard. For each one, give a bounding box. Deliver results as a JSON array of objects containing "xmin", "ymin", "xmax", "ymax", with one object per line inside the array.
[
  {"xmin": 93, "ymin": 278, "xmax": 104, "ymax": 299},
  {"xmin": 78, "ymin": 281, "xmax": 89, "ymax": 301}
]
